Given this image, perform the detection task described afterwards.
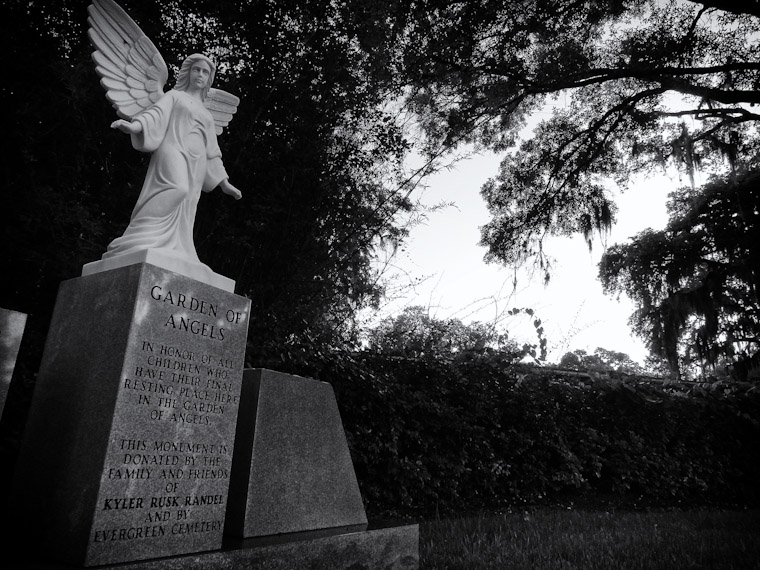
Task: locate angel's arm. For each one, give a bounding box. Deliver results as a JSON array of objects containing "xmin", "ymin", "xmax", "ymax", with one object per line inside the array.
[
  {"xmin": 111, "ymin": 119, "xmax": 143, "ymax": 135},
  {"xmin": 219, "ymin": 178, "xmax": 243, "ymax": 200}
]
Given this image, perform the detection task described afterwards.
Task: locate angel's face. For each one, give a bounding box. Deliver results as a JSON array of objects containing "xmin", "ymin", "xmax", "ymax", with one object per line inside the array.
[{"xmin": 190, "ymin": 61, "xmax": 212, "ymax": 91}]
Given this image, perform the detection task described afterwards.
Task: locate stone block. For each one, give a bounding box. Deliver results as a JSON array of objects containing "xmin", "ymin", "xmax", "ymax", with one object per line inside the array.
[
  {"xmin": 225, "ymin": 368, "xmax": 368, "ymax": 537},
  {"xmin": 8, "ymin": 263, "xmax": 250, "ymax": 566},
  {"xmin": 5, "ymin": 522, "xmax": 419, "ymax": 570},
  {"xmin": 0, "ymin": 307, "xmax": 27, "ymax": 419}
]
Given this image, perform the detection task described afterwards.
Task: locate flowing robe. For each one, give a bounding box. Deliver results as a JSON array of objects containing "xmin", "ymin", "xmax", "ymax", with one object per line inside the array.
[{"xmin": 103, "ymin": 89, "xmax": 227, "ymax": 267}]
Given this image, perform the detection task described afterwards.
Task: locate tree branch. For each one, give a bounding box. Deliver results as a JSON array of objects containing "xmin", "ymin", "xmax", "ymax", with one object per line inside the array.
[
  {"xmin": 680, "ymin": 5, "xmax": 710, "ymax": 64},
  {"xmin": 477, "ymin": 62, "xmax": 760, "ymax": 99},
  {"xmin": 654, "ymin": 75, "xmax": 760, "ymax": 104},
  {"xmin": 687, "ymin": 0, "xmax": 760, "ymax": 19},
  {"xmin": 655, "ymin": 108, "xmax": 760, "ymax": 121},
  {"xmin": 545, "ymin": 88, "xmax": 666, "ymax": 190}
]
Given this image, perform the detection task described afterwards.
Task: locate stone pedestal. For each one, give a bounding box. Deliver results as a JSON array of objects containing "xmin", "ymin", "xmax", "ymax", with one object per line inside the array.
[
  {"xmin": 82, "ymin": 248, "xmax": 235, "ymax": 292},
  {"xmin": 225, "ymin": 369, "xmax": 368, "ymax": 538},
  {"xmin": 8, "ymin": 263, "xmax": 250, "ymax": 567},
  {"xmin": 0, "ymin": 308, "xmax": 27, "ymax": 419}
]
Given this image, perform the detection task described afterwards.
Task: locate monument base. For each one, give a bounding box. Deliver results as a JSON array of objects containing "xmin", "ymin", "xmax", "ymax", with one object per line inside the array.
[
  {"xmin": 82, "ymin": 248, "xmax": 235, "ymax": 292},
  {"xmin": 4, "ymin": 523, "xmax": 419, "ymax": 570}
]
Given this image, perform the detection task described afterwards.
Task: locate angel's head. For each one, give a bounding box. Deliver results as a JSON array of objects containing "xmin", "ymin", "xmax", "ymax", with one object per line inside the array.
[{"xmin": 175, "ymin": 54, "xmax": 216, "ymax": 100}]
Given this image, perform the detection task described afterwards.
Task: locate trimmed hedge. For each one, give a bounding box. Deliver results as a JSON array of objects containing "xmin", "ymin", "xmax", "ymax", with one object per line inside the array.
[{"xmin": 269, "ymin": 350, "xmax": 760, "ymax": 515}]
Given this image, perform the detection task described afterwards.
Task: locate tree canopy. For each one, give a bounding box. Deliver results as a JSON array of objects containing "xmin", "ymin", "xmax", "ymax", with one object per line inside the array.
[
  {"xmin": 365, "ymin": 305, "xmax": 517, "ymax": 359},
  {"xmin": 4, "ymin": 0, "xmax": 760, "ymax": 379},
  {"xmin": 599, "ymin": 171, "xmax": 760, "ymax": 379},
  {"xmin": 396, "ymin": 0, "xmax": 760, "ymax": 277},
  {"xmin": 559, "ymin": 347, "xmax": 645, "ymax": 375}
]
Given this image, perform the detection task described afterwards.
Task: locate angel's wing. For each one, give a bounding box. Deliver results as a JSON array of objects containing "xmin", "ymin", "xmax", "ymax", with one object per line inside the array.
[
  {"xmin": 87, "ymin": 0, "xmax": 168, "ymax": 120},
  {"xmin": 205, "ymin": 88, "xmax": 240, "ymax": 136}
]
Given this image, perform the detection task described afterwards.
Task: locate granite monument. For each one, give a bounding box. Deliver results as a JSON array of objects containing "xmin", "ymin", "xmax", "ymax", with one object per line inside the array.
[
  {"xmin": 8, "ymin": 0, "xmax": 251, "ymax": 565},
  {"xmin": 10, "ymin": 264, "xmax": 250, "ymax": 566}
]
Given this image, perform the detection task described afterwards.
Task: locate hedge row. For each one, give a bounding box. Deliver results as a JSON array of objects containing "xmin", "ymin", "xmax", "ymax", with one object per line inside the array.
[{"xmin": 271, "ymin": 350, "xmax": 760, "ymax": 515}]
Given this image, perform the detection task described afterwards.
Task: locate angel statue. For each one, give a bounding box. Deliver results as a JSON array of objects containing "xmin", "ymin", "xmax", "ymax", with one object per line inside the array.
[{"xmin": 82, "ymin": 0, "xmax": 243, "ymax": 290}]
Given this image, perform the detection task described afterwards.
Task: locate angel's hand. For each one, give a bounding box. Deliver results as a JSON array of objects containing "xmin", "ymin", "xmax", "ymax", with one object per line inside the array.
[
  {"xmin": 111, "ymin": 119, "xmax": 142, "ymax": 135},
  {"xmin": 220, "ymin": 179, "xmax": 243, "ymax": 200}
]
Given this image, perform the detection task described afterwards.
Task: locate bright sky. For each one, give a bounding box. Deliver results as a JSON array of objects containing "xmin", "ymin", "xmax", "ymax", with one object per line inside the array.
[{"xmin": 366, "ymin": 151, "xmax": 681, "ymax": 364}]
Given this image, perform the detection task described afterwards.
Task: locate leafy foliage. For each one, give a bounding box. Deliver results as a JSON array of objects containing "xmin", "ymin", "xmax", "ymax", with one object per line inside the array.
[
  {"xmin": 288, "ymin": 350, "xmax": 760, "ymax": 516},
  {"xmin": 365, "ymin": 305, "xmax": 518, "ymax": 359},
  {"xmin": 599, "ymin": 171, "xmax": 760, "ymax": 379},
  {"xmin": 559, "ymin": 347, "xmax": 645, "ymax": 375},
  {"xmin": 365, "ymin": 305, "xmax": 549, "ymax": 363}
]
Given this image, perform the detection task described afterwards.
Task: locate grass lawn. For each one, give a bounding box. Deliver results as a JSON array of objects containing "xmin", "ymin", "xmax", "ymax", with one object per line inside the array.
[{"xmin": 419, "ymin": 508, "xmax": 760, "ymax": 570}]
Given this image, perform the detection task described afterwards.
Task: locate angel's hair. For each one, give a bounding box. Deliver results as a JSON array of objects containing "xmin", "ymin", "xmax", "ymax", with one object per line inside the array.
[{"xmin": 174, "ymin": 54, "xmax": 216, "ymax": 100}]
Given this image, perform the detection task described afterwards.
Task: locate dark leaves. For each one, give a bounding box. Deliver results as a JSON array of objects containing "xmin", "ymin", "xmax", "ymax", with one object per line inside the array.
[{"xmin": 599, "ymin": 170, "xmax": 760, "ymax": 379}]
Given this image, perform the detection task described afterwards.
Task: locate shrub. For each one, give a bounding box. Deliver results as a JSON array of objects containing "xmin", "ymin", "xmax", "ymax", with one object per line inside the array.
[{"xmin": 279, "ymin": 350, "xmax": 760, "ymax": 516}]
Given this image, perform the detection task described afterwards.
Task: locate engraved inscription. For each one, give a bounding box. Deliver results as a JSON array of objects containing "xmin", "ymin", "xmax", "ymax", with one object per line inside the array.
[
  {"xmin": 122, "ymin": 341, "xmax": 240, "ymax": 423},
  {"xmin": 87, "ymin": 278, "xmax": 248, "ymax": 560}
]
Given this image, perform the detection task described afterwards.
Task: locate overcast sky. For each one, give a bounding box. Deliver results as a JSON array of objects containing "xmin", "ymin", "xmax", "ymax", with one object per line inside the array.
[{"xmin": 365, "ymin": 149, "xmax": 683, "ymax": 364}]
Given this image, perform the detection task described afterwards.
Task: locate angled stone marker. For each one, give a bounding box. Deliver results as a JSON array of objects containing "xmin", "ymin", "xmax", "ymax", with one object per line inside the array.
[
  {"xmin": 10, "ymin": 264, "xmax": 250, "ymax": 566},
  {"xmin": 0, "ymin": 308, "xmax": 27, "ymax": 420},
  {"xmin": 225, "ymin": 368, "xmax": 368, "ymax": 537},
  {"xmin": 222, "ymin": 369, "xmax": 420, "ymax": 569}
]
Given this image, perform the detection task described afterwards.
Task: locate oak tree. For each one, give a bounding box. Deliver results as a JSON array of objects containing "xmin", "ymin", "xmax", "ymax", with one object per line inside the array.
[{"xmin": 599, "ymin": 171, "xmax": 760, "ymax": 379}]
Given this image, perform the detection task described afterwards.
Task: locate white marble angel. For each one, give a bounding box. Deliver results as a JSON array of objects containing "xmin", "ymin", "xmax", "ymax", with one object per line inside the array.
[{"xmin": 83, "ymin": 0, "xmax": 243, "ymax": 288}]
